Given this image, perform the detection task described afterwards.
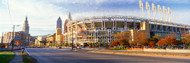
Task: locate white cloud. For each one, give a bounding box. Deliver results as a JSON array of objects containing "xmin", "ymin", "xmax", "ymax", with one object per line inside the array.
[
  {"xmin": 0, "ymin": 0, "xmax": 68, "ymax": 36},
  {"xmin": 0, "ymin": 0, "xmax": 189, "ymax": 36},
  {"xmin": 51, "ymin": 0, "xmax": 137, "ymax": 4}
]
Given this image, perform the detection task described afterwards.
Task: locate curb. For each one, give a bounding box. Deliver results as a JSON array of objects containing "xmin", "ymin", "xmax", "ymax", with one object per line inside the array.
[
  {"xmin": 75, "ymin": 49, "xmax": 190, "ymax": 59},
  {"xmin": 25, "ymin": 49, "xmax": 30, "ymax": 55}
]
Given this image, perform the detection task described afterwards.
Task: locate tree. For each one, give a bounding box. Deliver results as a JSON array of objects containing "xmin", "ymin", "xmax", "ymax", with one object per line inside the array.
[
  {"xmin": 118, "ymin": 38, "xmax": 129, "ymax": 48},
  {"xmin": 158, "ymin": 37, "xmax": 177, "ymax": 49},
  {"xmin": 129, "ymin": 41, "xmax": 137, "ymax": 48},
  {"xmin": 110, "ymin": 38, "xmax": 129, "ymax": 48},
  {"xmin": 133, "ymin": 32, "xmax": 147, "ymax": 47},
  {"xmin": 65, "ymin": 42, "xmax": 69, "ymax": 47},
  {"xmin": 165, "ymin": 37, "xmax": 177, "ymax": 48},
  {"xmin": 148, "ymin": 41, "xmax": 156, "ymax": 48},
  {"xmin": 181, "ymin": 34, "xmax": 190, "ymax": 45},
  {"xmin": 141, "ymin": 38, "xmax": 149, "ymax": 47},
  {"xmin": 143, "ymin": 38, "xmax": 158, "ymax": 48},
  {"xmin": 157, "ymin": 39, "xmax": 167, "ymax": 48},
  {"xmin": 110, "ymin": 41, "xmax": 119, "ymax": 47}
]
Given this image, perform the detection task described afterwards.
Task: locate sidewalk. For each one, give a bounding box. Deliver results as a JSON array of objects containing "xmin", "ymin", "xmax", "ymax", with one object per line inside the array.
[
  {"xmin": 82, "ymin": 48, "xmax": 190, "ymax": 55},
  {"xmin": 9, "ymin": 51, "xmax": 23, "ymax": 63}
]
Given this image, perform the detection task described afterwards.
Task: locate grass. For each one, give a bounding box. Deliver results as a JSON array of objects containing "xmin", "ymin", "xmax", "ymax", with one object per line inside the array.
[
  {"xmin": 0, "ymin": 51, "xmax": 15, "ymax": 63},
  {"xmin": 110, "ymin": 47, "xmax": 127, "ymax": 50},
  {"xmin": 18, "ymin": 52, "xmax": 38, "ymax": 63}
]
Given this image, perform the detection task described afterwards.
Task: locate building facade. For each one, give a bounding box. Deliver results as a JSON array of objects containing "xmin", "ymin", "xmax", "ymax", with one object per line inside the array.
[
  {"xmin": 35, "ymin": 35, "xmax": 47, "ymax": 46},
  {"xmin": 46, "ymin": 33, "xmax": 56, "ymax": 46},
  {"xmin": 56, "ymin": 17, "xmax": 63, "ymax": 44},
  {"xmin": 2, "ymin": 16, "xmax": 31, "ymax": 46},
  {"xmin": 63, "ymin": 16, "xmax": 190, "ymax": 45}
]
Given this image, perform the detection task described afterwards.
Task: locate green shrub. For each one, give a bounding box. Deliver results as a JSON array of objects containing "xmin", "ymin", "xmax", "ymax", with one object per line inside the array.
[
  {"xmin": 188, "ymin": 45, "xmax": 190, "ymax": 49},
  {"xmin": 111, "ymin": 47, "xmax": 127, "ymax": 50}
]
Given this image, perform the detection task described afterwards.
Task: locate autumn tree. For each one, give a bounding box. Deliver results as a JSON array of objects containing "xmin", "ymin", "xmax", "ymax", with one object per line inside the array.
[
  {"xmin": 118, "ymin": 38, "xmax": 129, "ymax": 47},
  {"xmin": 181, "ymin": 34, "xmax": 190, "ymax": 45},
  {"xmin": 112, "ymin": 32, "xmax": 130, "ymax": 48},
  {"xmin": 158, "ymin": 37, "xmax": 177, "ymax": 49},
  {"xmin": 157, "ymin": 39, "xmax": 167, "ymax": 48},
  {"xmin": 143, "ymin": 38, "xmax": 158, "ymax": 48},
  {"xmin": 110, "ymin": 41, "xmax": 119, "ymax": 47},
  {"xmin": 133, "ymin": 32, "xmax": 147, "ymax": 47},
  {"xmin": 110, "ymin": 38, "xmax": 129, "ymax": 48},
  {"xmin": 165, "ymin": 37, "xmax": 177, "ymax": 48}
]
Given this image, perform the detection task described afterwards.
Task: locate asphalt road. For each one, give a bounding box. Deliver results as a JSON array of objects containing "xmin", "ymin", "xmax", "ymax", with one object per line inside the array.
[{"xmin": 26, "ymin": 48, "xmax": 190, "ymax": 63}]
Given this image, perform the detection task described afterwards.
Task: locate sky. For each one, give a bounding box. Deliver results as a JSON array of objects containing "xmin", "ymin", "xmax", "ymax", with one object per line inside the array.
[{"xmin": 0, "ymin": 0, "xmax": 190, "ymax": 36}]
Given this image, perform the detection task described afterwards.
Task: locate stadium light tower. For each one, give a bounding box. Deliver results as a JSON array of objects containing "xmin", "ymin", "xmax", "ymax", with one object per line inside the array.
[
  {"xmin": 146, "ymin": 1, "xmax": 150, "ymax": 19},
  {"xmin": 152, "ymin": 3, "xmax": 156, "ymax": 20},
  {"xmin": 163, "ymin": 6, "xmax": 167, "ymax": 22},
  {"xmin": 139, "ymin": 0, "xmax": 143, "ymax": 18},
  {"xmin": 168, "ymin": 7, "xmax": 172, "ymax": 24},
  {"xmin": 157, "ymin": 5, "xmax": 162, "ymax": 20}
]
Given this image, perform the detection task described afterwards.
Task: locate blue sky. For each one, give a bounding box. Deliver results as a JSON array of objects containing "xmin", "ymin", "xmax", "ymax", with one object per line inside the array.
[{"xmin": 0, "ymin": 0, "xmax": 190, "ymax": 36}]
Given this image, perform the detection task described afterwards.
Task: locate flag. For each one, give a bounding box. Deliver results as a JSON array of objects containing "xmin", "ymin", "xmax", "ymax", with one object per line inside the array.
[
  {"xmin": 139, "ymin": 0, "xmax": 143, "ymax": 8},
  {"xmin": 163, "ymin": 6, "xmax": 166, "ymax": 14},
  {"xmin": 157, "ymin": 5, "xmax": 161, "ymax": 12},
  {"xmin": 168, "ymin": 7, "xmax": 171, "ymax": 15},
  {"xmin": 152, "ymin": 3, "xmax": 156, "ymax": 12},
  {"xmin": 146, "ymin": 2, "xmax": 150, "ymax": 10}
]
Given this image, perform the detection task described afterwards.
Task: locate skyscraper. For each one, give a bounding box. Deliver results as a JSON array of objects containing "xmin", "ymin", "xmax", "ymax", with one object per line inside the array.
[
  {"xmin": 22, "ymin": 16, "xmax": 30, "ymax": 46},
  {"xmin": 22, "ymin": 16, "xmax": 29, "ymax": 34},
  {"xmin": 56, "ymin": 17, "xmax": 62, "ymax": 35},
  {"xmin": 68, "ymin": 12, "xmax": 72, "ymax": 21},
  {"xmin": 64, "ymin": 12, "xmax": 72, "ymax": 33},
  {"xmin": 64, "ymin": 19, "xmax": 68, "ymax": 33},
  {"xmin": 56, "ymin": 17, "xmax": 63, "ymax": 44}
]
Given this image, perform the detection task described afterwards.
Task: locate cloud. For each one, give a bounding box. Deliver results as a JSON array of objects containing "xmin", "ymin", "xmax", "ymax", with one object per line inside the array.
[
  {"xmin": 51, "ymin": 0, "xmax": 137, "ymax": 5},
  {"xmin": 0, "ymin": 0, "xmax": 190, "ymax": 36},
  {"xmin": 0, "ymin": 0, "xmax": 68, "ymax": 36}
]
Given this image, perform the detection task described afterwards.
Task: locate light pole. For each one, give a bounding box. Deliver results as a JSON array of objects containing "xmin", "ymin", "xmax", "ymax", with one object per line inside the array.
[{"xmin": 11, "ymin": 25, "xmax": 20, "ymax": 52}]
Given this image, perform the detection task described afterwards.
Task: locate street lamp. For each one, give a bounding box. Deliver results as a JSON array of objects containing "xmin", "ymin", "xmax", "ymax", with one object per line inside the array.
[{"xmin": 11, "ymin": 25, "xmax": 20, "ymax": 52}]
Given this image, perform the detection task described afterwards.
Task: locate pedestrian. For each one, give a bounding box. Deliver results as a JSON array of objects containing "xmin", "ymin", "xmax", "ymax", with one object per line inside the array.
[{"xmin": 22, "ymin": 47, "xmax": 25, "ymax": 54}]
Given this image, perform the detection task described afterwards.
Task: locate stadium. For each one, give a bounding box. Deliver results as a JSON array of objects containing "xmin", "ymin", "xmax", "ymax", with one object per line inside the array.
[{"xmin": 63, "ymin": 16, "xmax": 190, "ymax": 45}]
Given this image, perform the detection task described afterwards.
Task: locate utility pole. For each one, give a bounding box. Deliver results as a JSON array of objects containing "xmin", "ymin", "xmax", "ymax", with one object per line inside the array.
[
  {"xmin": 28, "ymin": 34, "xmax": 30, "ymax": 47},
  {"xmin": 1, "ymin": 32, "xmax": 3, "ymax": 44},
  {"xmin": 11, "ymin": 25, "xmax": 15, "ymax": 52},
  {"xmin": 11, "ymin": 25, "xmax": 19, "ymax": 52}
]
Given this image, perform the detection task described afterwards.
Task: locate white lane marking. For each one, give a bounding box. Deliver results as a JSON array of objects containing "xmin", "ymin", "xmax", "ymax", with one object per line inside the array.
[{"xmin": 25, "ymin": 49, "xmax": 30, "ymax": 55}]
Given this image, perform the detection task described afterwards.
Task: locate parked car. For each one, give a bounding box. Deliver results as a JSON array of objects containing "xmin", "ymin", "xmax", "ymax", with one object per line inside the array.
[
  {"xmin": 20, "ymin": 47, "xmax": 25, "ymax": 49},
  {"xmin": 77, "ymin": 46, "xmax": 82, "ymax": 49},
  {"xmin": 58, "ymin": 46, "xmax": 62, "ymax": 49}
]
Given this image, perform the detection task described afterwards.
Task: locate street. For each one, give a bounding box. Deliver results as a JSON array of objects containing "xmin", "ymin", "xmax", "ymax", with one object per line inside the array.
[{"xmin": 26, "ymin": 48, "xmax": 190, "ymax": 63}]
